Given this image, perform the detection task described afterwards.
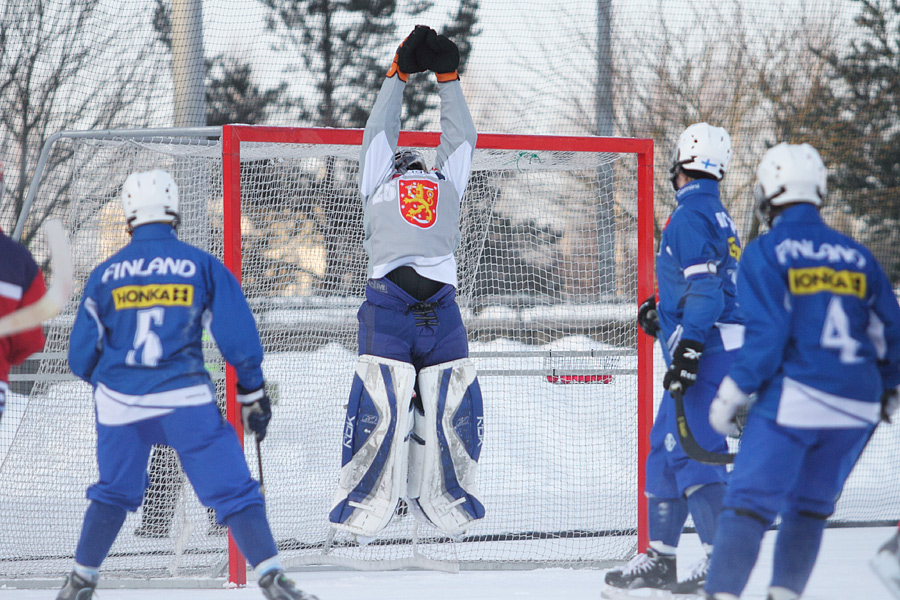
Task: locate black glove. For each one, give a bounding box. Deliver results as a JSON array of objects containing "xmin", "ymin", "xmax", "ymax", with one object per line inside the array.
[
  {"xmin": 882, "ymin": 386, "xmax": 900, "ymax": 423},
  {"xmin": 637, "ymin": 294, "xmax": 660, "ymax": 337},
  {"xmin": 663, "ymin": 339, "xmax": 704, "ymax": 392},
  {"xmin": 416, "ymin": 30, "xmax": 460, "ymax": 81},
  {"xmin": 387, "ymin": 25, "xmax": 433, "ymax": 81},
  {"xmin": 237, "ymin": 383, "xmax": 272, "ymax": 442}
]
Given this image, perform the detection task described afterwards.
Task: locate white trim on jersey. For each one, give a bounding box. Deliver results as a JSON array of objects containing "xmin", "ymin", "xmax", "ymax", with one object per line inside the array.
[
  {"xmin": 369, "ymin": 253, "xmax": 458, "ymax": 288},
  {"xmin": 776, "ymin": 376, "xmax": 880, "ymax": 428},
  {"xmin": 0, "ymin": 281, "xmax": 23, "ymax": 301},
  {"xmin": 94, "ymin": 382, "xmax": 215, "ymax": 426},
  {"xmin": 684, "ymin": 262, "xmax": 718, "ymax": 278}
]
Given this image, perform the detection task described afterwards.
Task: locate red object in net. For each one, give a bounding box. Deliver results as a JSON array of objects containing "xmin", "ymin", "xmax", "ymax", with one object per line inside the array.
[{"xmin": 546, "ymin": 374, "xmax": 613, "ymax": 384}]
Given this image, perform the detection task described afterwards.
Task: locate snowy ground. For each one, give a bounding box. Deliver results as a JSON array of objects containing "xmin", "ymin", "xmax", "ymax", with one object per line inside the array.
[{"xmin": 1, "ymin": 527, "xmax": 894, "ymax": 600}]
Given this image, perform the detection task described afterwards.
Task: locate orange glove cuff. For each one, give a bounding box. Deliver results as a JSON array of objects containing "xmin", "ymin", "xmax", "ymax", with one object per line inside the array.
[
  {"xmin": 387, "ymin": 55, "xmax": 409, "ymax": 82},
  {"xmin": 435, "ymin": 71, "xmax": 459, "ymax": 83}
]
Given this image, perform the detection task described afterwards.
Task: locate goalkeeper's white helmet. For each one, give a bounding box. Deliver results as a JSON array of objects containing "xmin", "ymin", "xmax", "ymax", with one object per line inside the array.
[
  {"xmin": 669, "ymin": 123, "xmax": 732, "ymax": 187},
  {"xmin": 121, "ymin": 169, "xmax": 180, "ymax": 233},
  {"xmin": 754, "ymin": 142, "xmax": 827, "ymax": 226}
]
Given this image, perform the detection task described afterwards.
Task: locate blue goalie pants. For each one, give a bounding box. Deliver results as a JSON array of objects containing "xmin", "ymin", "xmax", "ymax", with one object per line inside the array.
[{"xmin": 329, "ymin": 277, "xmax": 485, "ymax": 536}]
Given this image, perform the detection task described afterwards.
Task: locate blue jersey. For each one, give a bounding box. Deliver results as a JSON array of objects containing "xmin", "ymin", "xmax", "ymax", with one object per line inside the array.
[
  {"xmin": 656, "ymin": 179, "xmax": 743, "ymax": 358},
  {"xmin": 729, "ymin": 204, "xmax": 900, "ymax": 427},
  {"xmin": 69, "ymin": 223, "xmax": 264, "ymax": 425}
]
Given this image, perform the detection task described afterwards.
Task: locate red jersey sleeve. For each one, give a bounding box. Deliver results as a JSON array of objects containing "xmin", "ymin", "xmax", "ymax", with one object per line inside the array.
[{"xmin": 5, "ymin": 270, "xmax": 47, "ymax": 366}]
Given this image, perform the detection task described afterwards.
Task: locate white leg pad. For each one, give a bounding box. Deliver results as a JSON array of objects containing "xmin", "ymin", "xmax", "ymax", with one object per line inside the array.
[
  {"xmin": 329, "ymin": 355, "xmax": 415, "ymax": 537},
  {"xmin": 407, "ymin": 358, "xmax": 485, "ymax": 536}
]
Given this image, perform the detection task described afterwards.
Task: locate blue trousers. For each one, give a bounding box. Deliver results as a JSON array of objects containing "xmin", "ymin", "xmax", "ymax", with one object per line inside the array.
[
  {"xmin": 89, "ymin": 402, "xmax": 263, "ymax": 523},
  {"xmin": 722, "ymin": 410, "xmax": 872, "ymax": 522},
  {"xmin": 358, "ymin": 277, "xmax": 469, "ymax": 367},
  {"xmin": 705, "ymin": 410, "xmax": 873, "ymax": 596},
  {"xmin": 646, "ymin": 350, "xmax": 734, "ymax": 498}
]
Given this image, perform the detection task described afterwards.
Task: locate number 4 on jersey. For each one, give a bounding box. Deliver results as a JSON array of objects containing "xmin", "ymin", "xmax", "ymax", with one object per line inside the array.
[{"xmin": 820, "ymin": 297, "xmax": 862, "ymax": 364}]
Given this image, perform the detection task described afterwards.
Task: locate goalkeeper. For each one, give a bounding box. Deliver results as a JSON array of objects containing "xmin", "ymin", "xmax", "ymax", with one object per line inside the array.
[{"xmin": 329, "ymin": 26, "xmax": 485, "ymax": 539}]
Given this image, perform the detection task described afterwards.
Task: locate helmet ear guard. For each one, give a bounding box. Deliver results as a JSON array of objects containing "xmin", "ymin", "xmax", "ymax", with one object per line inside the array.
[
  {"xmin": 754, "ymin": 142, "xmax": 827, "ymax": 227},
  {"xmin": 393, "ymin": 149, "xmax": 427, "ymax": 175},
  {"xmin": 121, "ymin": 169, "xmax": 180, "ymax": 233}
]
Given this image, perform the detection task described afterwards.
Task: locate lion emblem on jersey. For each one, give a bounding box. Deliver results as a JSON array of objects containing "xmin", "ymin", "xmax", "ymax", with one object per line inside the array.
[{"xmin": 398, "ymin": 179, "xmax": 439, "ymax": 229}]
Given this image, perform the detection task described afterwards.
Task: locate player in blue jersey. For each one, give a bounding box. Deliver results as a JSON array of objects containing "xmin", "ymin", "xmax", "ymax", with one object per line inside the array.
[
  {"xmin": 58, "ymin": 170, "xmax": 318, "ymax": 600},
  {"xmin": 703, "ymin": 143, "xmax": 900, "ymax": 600},
  {"xmin": 328, "ymin": 26, "xmax": 484, "ymax": 540},
  {"xmin": 604, "ymin": 123, "xmax": 742, "ymax": 598}
]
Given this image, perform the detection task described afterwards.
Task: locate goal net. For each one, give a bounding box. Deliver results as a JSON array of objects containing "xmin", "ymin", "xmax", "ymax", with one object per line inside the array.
[
  {"xmin": 4, "ymin": 125, "xmax": 900, "ymax": 586},
  {"xmin": 0, "ymin": 125, "xmax": 644, "ymax": 581}
]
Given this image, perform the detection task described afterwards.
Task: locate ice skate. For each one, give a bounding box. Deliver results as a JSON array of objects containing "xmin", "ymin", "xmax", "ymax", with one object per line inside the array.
[
  {"xmin": 55, "ymin": 571, "xmax": 96, "ymax": 600},
  {"xmin": 872, "ymin": 532, "xmax": 900, "ymax": 600},
  {"xmin": 602, "ymin": 548, "xmax": 676, "ymax": 599},
  {"xmin": 258, "ymin": 569, "xmax": 320, "ymax": 600}
]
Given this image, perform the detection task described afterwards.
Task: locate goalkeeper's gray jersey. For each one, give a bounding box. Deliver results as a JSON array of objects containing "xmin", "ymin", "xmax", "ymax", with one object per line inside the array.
[{"xmin": 359, "ymin": 76, "xmax": 477, "ymax": 287}]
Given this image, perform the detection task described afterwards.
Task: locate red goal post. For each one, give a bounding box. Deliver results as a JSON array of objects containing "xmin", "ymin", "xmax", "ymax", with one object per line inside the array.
[{"xmin": 220, "ymin": 125, "xmax": 655, "ymax": 584}]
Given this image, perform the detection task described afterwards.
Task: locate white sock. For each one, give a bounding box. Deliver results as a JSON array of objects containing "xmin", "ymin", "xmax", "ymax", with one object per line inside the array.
[
  {"xmin": 255, "ymin": 555, "xmax": 282, "ymax": 578},
  {"xmin": 73, "ymin": 563, "xmax": 100, "ymax": 584}
]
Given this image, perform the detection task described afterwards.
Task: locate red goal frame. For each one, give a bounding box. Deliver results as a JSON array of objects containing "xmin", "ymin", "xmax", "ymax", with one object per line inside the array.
[{"xmin": 220, "ymin": 125, "xmax": 655, "ymax": 585}]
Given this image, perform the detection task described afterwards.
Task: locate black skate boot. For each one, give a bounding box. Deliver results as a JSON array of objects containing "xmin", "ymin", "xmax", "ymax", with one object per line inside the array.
[
  {"xmin": 604, "ymin": 547, "xmax": 677, "ymax": 590},
  {"xmin": 258, "ymin": 569, "xmax": 319, "ymax": 600},
  {"xmin": 670, "ymin": 554, "xmax": 709, "ymax": 594},
  {"xmin": 56, "ymin": 571, "xmax": 97, "ymax": 600}
]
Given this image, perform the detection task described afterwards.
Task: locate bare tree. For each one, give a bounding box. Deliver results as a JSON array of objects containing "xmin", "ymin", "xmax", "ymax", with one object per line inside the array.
[
  {"xmin": 0, "ymin": 1, "xmax": 167, "ymax": 243},
  {"xmin": 259, "ymin": 0, "xmax": 478, "ymax": 129}
]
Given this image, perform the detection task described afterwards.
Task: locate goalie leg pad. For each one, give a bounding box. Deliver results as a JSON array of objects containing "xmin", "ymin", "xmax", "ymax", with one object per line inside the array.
[
  {"xmin": 329, "ymin": 355, "xmax": 415, "ymax": 536},
  {"xmin": 407, "ymin": 358, "xmax": 485, "ymax": 535}
]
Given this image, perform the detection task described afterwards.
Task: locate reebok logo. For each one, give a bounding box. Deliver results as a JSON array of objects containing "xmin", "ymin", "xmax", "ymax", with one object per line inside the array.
[{"xmin": 683, "ymin": 348, "xmax": 702, "ymax": 360}]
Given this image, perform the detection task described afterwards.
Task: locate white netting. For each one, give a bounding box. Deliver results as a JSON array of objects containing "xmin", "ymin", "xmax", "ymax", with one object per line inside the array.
[
  {"xmin": 0, "ymin": 130, "xmax": 643, "ymax": 579},
  {"xmin": 3, "ymin": 128, "xmax": 897, "ymax": 583}
]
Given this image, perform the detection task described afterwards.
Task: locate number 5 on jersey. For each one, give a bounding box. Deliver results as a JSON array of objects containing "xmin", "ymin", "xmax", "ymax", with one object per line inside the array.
[{"xmin": 126, "ymin": 307, "xmax": 164, "ymax": 367}]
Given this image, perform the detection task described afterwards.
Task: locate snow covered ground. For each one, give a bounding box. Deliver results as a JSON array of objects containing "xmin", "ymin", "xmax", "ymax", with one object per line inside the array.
[{"xmin": 0, "ymin": 527, "xmax": 894, "ymax": 599}]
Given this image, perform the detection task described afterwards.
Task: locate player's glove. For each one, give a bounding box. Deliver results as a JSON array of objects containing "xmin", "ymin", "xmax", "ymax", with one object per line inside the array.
[
  {"xmin": 416, "ymin": 30, "xmax": 460, "ymax": 82},
  {"xmin": 637, "ymin": 294, "xmax": 660, "ymax": 337},
  {"xmin": 881, "ymin": 385, "xmax": 900, "ymax": 424},
  {"xmin": 709, "ymin": 375, "xmax": 751, "ymax": 436},
  {"xmin": 663, "ymin": 339, "xmax": 704, "ymax": 392},
  {"xmin": 237, "ymin": 383, "xmax": 272, "ymax": 442},
  {"xmin": 387, "ymin": 25, "xmax": 433, "ymax": 82}
]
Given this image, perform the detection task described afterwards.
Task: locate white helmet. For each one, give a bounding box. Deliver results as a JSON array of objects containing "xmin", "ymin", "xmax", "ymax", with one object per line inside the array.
[
  {"xmin": 754, "ymin": 142, "xmax": 827, "ymax": 226},
  {"xmin": 121, "ymin": 169, "xmax": 180, "ymax": 232},
  {"xmin": 669, "ymin": 123, "xmax": 732, "ymax": 187}
]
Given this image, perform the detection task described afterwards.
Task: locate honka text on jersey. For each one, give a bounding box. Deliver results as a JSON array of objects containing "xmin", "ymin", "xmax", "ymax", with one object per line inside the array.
[
  {"xmin": 774, "ymin": 238, "xmax": 866, "ymax": 268},
  {"xmin": 788, "ymin": 267, "xmax": 866, "ymax": 298},
  {"xmin": 101, "ymin": 257, "xmax": 197, "ymax": 283},
  {"xmin": 112, "ymin": 283, "xmax": 194, "ymax": 310}
]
